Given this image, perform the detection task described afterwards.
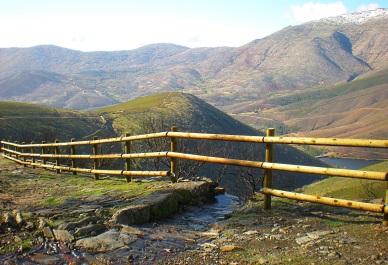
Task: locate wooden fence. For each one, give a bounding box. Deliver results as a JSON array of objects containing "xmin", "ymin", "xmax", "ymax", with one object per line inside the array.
[{"xmin": 1, "ymin": 127, "xmax": 387, "ymax": 225}]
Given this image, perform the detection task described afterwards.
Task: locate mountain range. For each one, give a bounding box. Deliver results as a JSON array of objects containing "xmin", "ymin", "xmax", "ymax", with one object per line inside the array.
[{"xmin": 0, "ymin": 9, "xmax": 387, "ymax": 158}]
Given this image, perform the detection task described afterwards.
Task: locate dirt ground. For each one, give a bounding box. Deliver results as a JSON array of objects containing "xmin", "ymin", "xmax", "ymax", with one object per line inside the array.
[{"xmin": 1, "ymin": 157, "xmax": 387, "ymax": 264}]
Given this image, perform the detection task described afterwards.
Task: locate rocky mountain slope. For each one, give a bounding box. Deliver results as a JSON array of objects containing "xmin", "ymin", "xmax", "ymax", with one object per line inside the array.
[
  {"xmin": 230, "ymin": 66, "xmax": 388, "ymax": 159},
  {"xmin": 0, "ymin": 9, "xmax": 386, "ymax": 111},
  {"xmin": 0, "ymin": 9, "xmax": 387, "ymax": 160}
]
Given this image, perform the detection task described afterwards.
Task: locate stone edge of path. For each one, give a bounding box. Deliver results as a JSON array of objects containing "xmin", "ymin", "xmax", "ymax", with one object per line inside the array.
[{"xmin": 111, "ymin": 179, "xmax": 216, "ymax": 226}]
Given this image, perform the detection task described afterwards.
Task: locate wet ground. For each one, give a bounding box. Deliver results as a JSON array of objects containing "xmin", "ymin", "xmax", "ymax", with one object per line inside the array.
[{"xmin": 1, "ymin": 194, "xmax": 241, "ymax": 264}]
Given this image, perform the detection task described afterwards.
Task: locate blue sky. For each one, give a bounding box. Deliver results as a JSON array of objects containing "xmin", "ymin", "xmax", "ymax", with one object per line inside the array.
[{"xmin": 0, "ymin": 0, "xmax": 386, "ymax": 51}]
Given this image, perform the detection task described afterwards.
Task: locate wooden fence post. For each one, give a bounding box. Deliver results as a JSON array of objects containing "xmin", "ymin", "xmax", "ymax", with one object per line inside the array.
[
  {"xmin": 22, "ymin": 142, "xmax": 26, "ymax": 167},
  {"xmin": 124, "ymin": 132, "xmax": 131, "ymax": 182},
  {"xmin": 14, "ymin": 141, "xmax": 18, "ymax": 160},
  {"xmin": 1, "ymin": 139, "xmax": 5, "ymax": 156},
  {"xmin": 263, "ymin": 128, "xmax": 275, "ymax": 209},
  {"xmin": 54, "ymin": 140, "xmax": 60, "ymax": 174},
  {"xmin": 170, "ymin": 126, "xmax": 178, "ymax": 183},
  {"xmin": 92, "ymin": 136, "xmax": 99, "ymax": 180},
  {"xmin": 70, "ymin": 138, "xmax": 77, "ymax": 175},
  {"xmin": 384, "ymin": 184, "xmax": 388, "ymax": 226},
  {"xmin": 31, "ymin": 142, "xmax": 35, "ymax": 169},
  {"xmin": 41, "ymin": 141, "xmax": 46, "ymax": 165},
  {"xmin": 7, "ymin": 140, "xmax": 11, "ymax": 157}
]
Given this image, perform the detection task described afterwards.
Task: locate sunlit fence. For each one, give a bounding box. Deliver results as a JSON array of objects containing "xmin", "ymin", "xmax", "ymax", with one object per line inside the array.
[{"xmin": 1, "ymin": 127, "xmax": 387, "ymax": 225}]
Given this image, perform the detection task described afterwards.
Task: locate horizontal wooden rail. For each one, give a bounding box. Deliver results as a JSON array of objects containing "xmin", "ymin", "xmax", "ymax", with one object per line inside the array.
[
  {"xmin": 167, "ymin": 151, "xmax": 263, "ymax": 168},
  {"xmin": 4, "ymin": 132, "xmax": 169, "ymax": 148},
  {"xmin": 263, "ymin": 137, "xmax": 388, "ymax": 148},
  {"xmin": 262, "ymin": 188, "xmax": 387, "ymax": 214},
  {"xmin": 3, "ymin": 148, "xmax": 386, "ymax": 181},
  {"xmin": 166, "ymin": 132, "xmax": 265, "ymax": 143},
  {"xmin": 3, "ymin": 133, "xmax": 387, "ymax": 148},
  {"xmin": 1, "ymin": 127, "xmax": 387, "ymax": 225},
  {"xmin": 164, "ymin": 132, "xmax": 388, "ymax": 148},
  {"xmin": 261, "ymin": 162, "xmax": 387, "ymax": 181},
  {"xmin": 166, "ymin": 152, "xmax": 387, "ymax": 181},
  {"xmin": 3, "ymin": 148, "xmax": 169, "ymax": 160},
  {"xmin": 3, "ymin": 154, "xmax": 170, "ymax": 177}
]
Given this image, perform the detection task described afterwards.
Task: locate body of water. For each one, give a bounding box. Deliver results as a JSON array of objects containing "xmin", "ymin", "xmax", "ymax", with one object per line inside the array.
[{"xmin": 319, "ymin": 157, "xmax": 383, "ymax": 170}]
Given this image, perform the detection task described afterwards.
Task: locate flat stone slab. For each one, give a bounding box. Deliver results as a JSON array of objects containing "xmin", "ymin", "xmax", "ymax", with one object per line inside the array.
[
  {"xmin": 296, "ymin": 230, "xmax": 333, "ymax": 245},
  {"xmin": 112, "ymin": 180, "xmax": 215, "ymax": 225},
  {"xmin": 53, "ymin": 229, "xmax": 75, "ymax": 243},
  {"xmin": 75, "ymin": 229, "xmax": 137, "ymax": 252}
]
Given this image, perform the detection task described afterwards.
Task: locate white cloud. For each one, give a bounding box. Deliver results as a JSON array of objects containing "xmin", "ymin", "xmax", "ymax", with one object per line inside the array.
[
  {"xmin": 0, "ymin": 13, "xmax": 259, "ymax": 51},
  {"xmin": 288, "ymin": 1, "xmax": 348, "ymax": 24},
  {"xmin": 356, "ymin": 3, "xmax": 379, "ymax": 12}
]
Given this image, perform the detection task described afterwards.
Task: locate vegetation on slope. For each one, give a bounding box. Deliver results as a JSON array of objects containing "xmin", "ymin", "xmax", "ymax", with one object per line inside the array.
[
  {"xmin": 95, "ymin": 92, "xmax": 328, "ymax": 197},
  {"xmin": 265, "ymin": 68, "xmax": 388, "ymax": 108},
  {"xmin": 230, "ymin": 66, "xmax": 388, "ymax": 159},
  {"xmin": 0, "ymin": 101, "xmax": 111, "ymax": 143},
  {"xmin": 0, "ymin": 157, "xmax": 159, "ymax": 211},
  {"xmin": 95, "ymin": 92, "xmax": 259, "ymax": 136},
  {"xmin": 0, "ymin": 93, "xmax": 329, "ymax": 197},
  {"xmin": 302, "ymin": 160, "xmax": 388, "ymax": 201}
]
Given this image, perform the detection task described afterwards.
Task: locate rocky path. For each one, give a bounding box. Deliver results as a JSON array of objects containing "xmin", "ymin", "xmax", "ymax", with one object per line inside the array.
[
  {"xmin": 159, "ymin": 200, "xmax": 388, "ymax": 265},
  {"xmin": 2, "ymin": 194, "xmax": 387, "ymax": 264},
  {"xmin": 0, "ymin": 194, "xmax": 241, "ymax": 264}
]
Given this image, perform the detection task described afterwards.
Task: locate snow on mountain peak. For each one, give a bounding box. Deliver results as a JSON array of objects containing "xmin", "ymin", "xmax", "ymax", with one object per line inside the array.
[{"xmin": 314, "ymin": 8, "xmax": 388, "ymax": 25}]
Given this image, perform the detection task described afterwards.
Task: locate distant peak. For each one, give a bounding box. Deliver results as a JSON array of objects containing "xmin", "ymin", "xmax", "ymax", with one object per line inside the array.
[{"xmin": 312, "ymin": 8, "xmax": 387, "ymax": 25}]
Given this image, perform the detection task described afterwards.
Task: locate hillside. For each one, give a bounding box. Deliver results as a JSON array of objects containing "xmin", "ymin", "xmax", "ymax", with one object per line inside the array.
[
  {"xmin": 0, "ymin": 10, "xmax": 387, "ymax": 156},
  {"xmin": 0, "ymin": 70, "xmax": 119, "ymax": 110},
  {"xmin": 231, "ymin": 67, "xmax": 388, "ymax": 159},
  {"xmin": 0, "ymin": 9, "xmax": 386, "ymax": 111},
  {"xmin": 0, "ymin": 101, "xmax": 111, "ymax": 142},
  {"xmin": 0, "ymin": 93, "xmax": 328, "ymax": 197},
  {"xmin": 302, "ymin": 160, "xmax": 388, "ymax": 200},
  {"xmin": 95, "ymin": 92, "xmax": 260, "ymax": 135},
  {"xmin": 96, "ymin": 92, "xmax": 329, "ymax": 197}
]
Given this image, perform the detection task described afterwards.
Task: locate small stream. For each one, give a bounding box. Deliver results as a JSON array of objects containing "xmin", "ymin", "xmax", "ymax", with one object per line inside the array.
[{"xmin": 3, "ymin": 194, "xmax": 241, "ymax": 264}]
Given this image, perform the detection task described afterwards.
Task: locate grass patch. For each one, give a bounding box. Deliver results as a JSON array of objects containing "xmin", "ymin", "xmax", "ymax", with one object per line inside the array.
[
  {"xmin": 42, "ymin": 197, "xmax": 59, "ymax": 206},
  {"xmin": 0, "ymin": 239, "xmax": 33, "ymax": 255},
  {"xmin": 95, "ymin": 92, "xmax": 175, "ymax": 114},
  {"xmin": 303, "ymin": 160, "xmax": 388, "ymax": 200},
  {"xmin": 0, "ymin": 156, "xmax": 171, "ymax": 210},
  {"xmin": 266, "ymin": 68, "xmax": 388, "ymax": 107}
]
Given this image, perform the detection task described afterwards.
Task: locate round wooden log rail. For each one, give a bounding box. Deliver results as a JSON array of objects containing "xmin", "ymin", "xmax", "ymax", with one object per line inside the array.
[
  {"xmin": 262, "ymin": 188, "xmax": 386, "ymax": 214},
  {"xmin": 1, "ymin": 130, "xmax": 387, "ymax": 225},
  {"xmin": 3, "ymin": 133, "xmax": 387, "ymax": 148}
]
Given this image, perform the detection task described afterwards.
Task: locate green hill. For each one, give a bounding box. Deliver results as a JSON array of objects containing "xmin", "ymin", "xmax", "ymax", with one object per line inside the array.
[
  {"xmin": 0, "ymin": 101, "xmax": 111, "ymax": 143},
  {"xmin": 95, "ymin": 92, "xmax": 329, "ymax": 197},
  {"xmin": 0, "ymin": 93, "xmax": 330, "ymax": 198},
  {"xmin": 96, "ymin": 92, "xmax": 260, "ymax": 135},
  {"xmin": 302, "ymin": 160, "xmax": 388, "ymax": 201}
]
